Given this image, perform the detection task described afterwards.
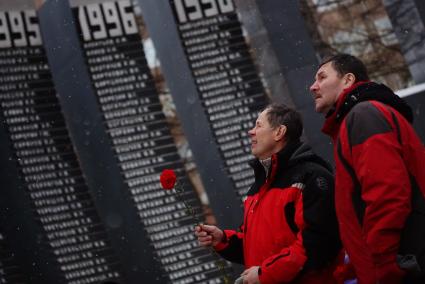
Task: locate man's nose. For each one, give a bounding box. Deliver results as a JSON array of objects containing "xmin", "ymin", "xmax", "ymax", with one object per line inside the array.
[
  {"xmin": 310, "ymin": 81, "xmax": 318, "ymax": 92},
  {"xmin": 248, "ymin": 128, "xmax": 255, "ymax": 136}
]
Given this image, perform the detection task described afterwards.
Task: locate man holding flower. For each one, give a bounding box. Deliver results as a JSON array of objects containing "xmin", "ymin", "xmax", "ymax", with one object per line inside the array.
[{"xmin": 195, "ymin": 104, "xmax": 341, "ymax": 284}]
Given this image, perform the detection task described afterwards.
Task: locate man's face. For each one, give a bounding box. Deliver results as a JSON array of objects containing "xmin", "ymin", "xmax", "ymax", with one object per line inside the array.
[
  {"xmin": 248, "ymin": 109, "xmax": 279, "ymax": 159},
  {"xmin": 310, "ymin": 61, "xmax": 348, "ymax": 114}
]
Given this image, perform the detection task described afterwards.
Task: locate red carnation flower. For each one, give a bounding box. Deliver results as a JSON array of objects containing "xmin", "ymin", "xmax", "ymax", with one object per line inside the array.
[
  {"xmin": 158, "ymin": 168, "xmax": 231, "ymax": 283},
  {"xmin": 160, "ymin": 169, "xmax": 176, "ymax": 190}
]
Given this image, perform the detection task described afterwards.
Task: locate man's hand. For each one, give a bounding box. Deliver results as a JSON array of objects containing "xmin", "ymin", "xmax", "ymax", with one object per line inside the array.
[
  {"xmin": 194, "ymin": 224, "xmax": 224, "ymax": 247},
  {"xmin": 241, "ymin": 266, "xmax": 260, "ymax": 284}
]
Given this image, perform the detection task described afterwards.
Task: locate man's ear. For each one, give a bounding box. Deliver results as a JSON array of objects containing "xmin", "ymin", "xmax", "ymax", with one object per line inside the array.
[
  {"xmin": 344, "ymin": 73, "xmax": 356, "ymax": 86},
  {"xmin": 274, "ymin": 125, "xmax": 287, "ymax": 141}
]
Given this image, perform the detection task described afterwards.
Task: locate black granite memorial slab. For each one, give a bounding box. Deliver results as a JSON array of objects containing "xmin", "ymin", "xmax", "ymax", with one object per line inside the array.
[
  {"xmin": 0, "ymin": 2, "xmax": 123, "ymax": 283},
  {"xmin": 150, "ymin": 0, "xmax": 270, "ymax": 200},
  {"xmin": 40, "ymin": 0, "xmax": 234, "ymax": 282}
]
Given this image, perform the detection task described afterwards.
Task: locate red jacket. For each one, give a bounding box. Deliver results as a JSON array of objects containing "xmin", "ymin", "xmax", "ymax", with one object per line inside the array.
[
  {"xmin": 322, "ymin": 82, "xmax": 425, "ymax": 284},
  {"xmin": 215, "ymin": 142, "xmax": 341, "ymax": 283}
]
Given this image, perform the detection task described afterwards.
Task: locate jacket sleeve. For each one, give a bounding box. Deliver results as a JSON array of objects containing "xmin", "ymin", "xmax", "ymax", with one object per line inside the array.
[
  {"xmin": 214, "ymin": 228, "xmax": 244, "ymax": 264},
  {"xmin": 345, "ymin": 103, "xmax": 410, "ymax": 282},
  {"xmin": 259, "ymin": 168, "xmax": 339, "ymax": 283}
]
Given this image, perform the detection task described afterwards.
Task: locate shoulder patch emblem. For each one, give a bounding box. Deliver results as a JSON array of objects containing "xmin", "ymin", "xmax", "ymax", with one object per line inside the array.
[
  {"xmin": 316, "ymin": 176, "xmax": 329, "ymax": 191},
  {"xmin": 291, "ymin": 183, "xmax": 305, "ymax": 190}
]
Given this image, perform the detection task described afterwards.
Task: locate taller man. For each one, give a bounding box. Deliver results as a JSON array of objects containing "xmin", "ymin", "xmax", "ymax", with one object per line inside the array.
[{"xmin": 310, "ymin": 54, "xmax": 425, "ymax": 284}]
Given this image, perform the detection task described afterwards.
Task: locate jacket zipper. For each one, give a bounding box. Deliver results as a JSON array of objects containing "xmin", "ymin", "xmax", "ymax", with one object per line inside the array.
[{"xmin": 243, "ymin": 198, "xmax": 256, "ymax": 234}]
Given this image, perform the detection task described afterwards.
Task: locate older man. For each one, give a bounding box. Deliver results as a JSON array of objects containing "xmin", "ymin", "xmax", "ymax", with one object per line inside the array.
[{"xmin": 195, "ymin": 104, "xmax": 341, "ymax": 284}]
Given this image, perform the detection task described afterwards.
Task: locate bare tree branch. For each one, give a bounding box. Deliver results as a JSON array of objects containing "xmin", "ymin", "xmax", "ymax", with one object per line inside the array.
[{"xmin": 299, "ymin": 0, "xmax": 413, "ymax": 89}]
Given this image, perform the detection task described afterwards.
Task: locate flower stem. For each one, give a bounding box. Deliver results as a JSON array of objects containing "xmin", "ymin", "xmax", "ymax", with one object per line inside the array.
[{"xmin": 173, "ymin": 185, "xmax": 232, "ymax": 284}]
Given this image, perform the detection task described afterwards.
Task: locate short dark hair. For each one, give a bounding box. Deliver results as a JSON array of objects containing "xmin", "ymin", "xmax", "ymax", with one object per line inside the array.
[
  {"xmin": 264, "ymin": 103, "xmax": 303, "ymax": 143},
  {"xmin": 320, "ymin": 53, "xmax": 369, "ymax": 82}
]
